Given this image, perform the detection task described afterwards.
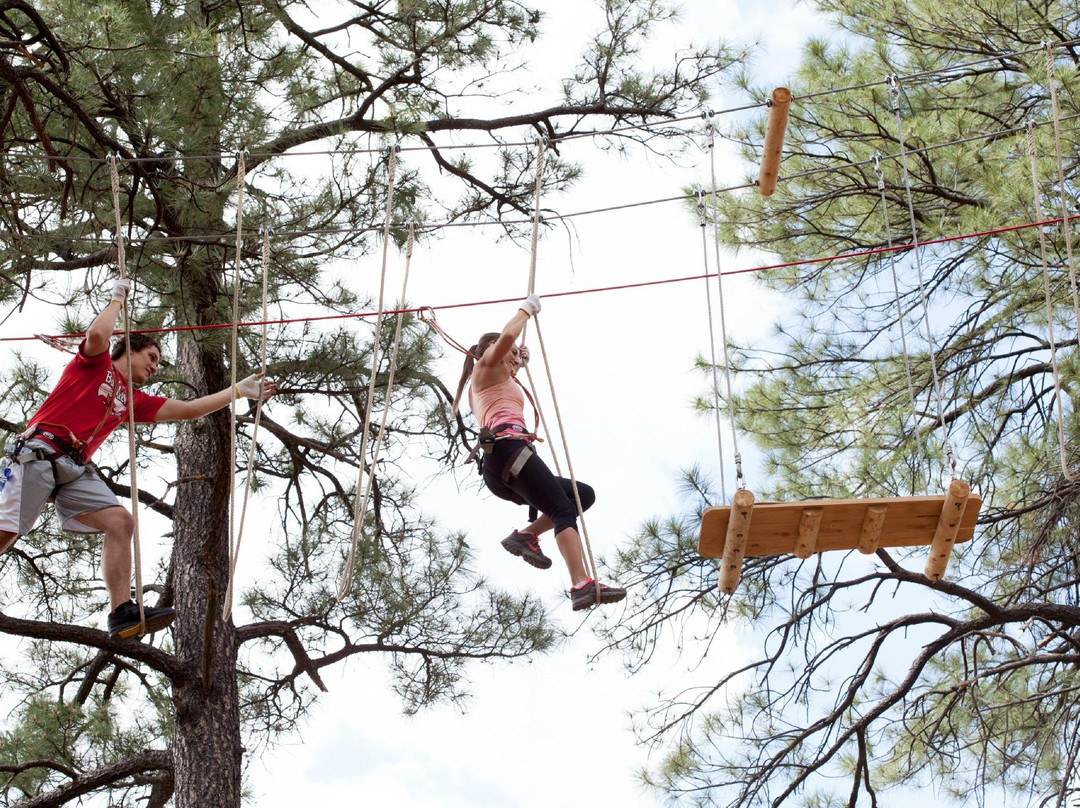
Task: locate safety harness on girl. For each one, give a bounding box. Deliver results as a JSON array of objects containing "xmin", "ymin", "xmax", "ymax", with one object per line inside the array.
[{"xmin": 468, "ymin": 375, "xmax": 542, "ymax": 484}]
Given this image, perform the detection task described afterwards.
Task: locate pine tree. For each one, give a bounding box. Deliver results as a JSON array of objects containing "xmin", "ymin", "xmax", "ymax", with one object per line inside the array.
[
  {"xmin": 0, "ymin": 1, "xmax": 740, "ymax": 805},
  {"xmin": 602, "ymin": 2, "xmax": 1080, "ymax": 806}
]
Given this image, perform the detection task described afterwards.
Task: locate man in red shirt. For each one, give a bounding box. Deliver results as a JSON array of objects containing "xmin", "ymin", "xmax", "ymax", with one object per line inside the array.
[{"xmin": 0, "ymin": 279, "xmax": 277, "ymax": 638}]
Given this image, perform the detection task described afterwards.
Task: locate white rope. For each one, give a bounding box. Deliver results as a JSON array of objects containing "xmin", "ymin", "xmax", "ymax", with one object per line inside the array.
[
  {"xmin": 874, "ymin": 155, "xmax": 929, "ymax": 489},
  {"xmin": 224, "ymin": 225, "xmax": 273, "ymax": 618},
  {"xmin": 531, "ymin": 315, "xmax": 598, "ymax": 584},
  {"xmin": 337, "ymin": 221, "xmax": 414, "ymax": 600},
  {"xmin": 518, "ymin": 140, "xmax": 563, "ymax": 476},
  {"xmin": 108, "ymin": 154, "xmax": 145, "ymax": 631},
  {"xmin": 1026, "ymin": 122, "xmax": 1079, "ymax": 481},
  {"xmin": 889, "ymin": 75, "xmax": 958, "ymax": 482},
  {"xmin": 517, "ymin": 139, "xmax": 599, "ymax": 586},
  {"xmin": 337, "ymin": 146, "xmax": 399, "ymax": 601},
  {"xmin": 225, "ymin": 150, "xmax": 247, "ymax": 616}
]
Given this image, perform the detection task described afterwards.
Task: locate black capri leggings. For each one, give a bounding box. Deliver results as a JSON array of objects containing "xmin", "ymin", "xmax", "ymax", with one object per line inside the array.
[{"xmin": 482, "ymin": 439, "xmax": 595, "ymax": 535}]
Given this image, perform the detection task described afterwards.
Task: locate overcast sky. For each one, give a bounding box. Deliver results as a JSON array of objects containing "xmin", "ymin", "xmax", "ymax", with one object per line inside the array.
[{"xmin": 246, "ymin": 2, "xmax": 835, "ymax": 806}]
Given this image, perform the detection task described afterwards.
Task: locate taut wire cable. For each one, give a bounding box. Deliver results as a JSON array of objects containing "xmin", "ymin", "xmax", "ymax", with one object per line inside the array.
[
  {"xmin": 8, "ymin": 211, "xmax": 1080, "ymax": 351},
  {"xmin": 337, "ymin": 145, "xmax": 399, "ymax": 601},
  {"xmin": 874, "ymin": 155, "xmax": 928, "ymax": 491},
  {"xmin": 696, "ymin": 192, "xmax": 727, "ymax": 502},
  {"xmin": 706, "ymin": 122, "xmax": 743, "ymax": 493},
  {"xmin": 889, "ymin": 75, "xmax": 959, "ymax": 483},
  {"xmin": 108, "ymin": 153, "xmax": 145, "ymax": 633}
]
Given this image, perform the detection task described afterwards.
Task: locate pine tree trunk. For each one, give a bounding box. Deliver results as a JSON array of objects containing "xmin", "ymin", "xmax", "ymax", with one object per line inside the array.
[{"xmin": 170, "ymin": 338, "xmax": 242, "ymax": 807}]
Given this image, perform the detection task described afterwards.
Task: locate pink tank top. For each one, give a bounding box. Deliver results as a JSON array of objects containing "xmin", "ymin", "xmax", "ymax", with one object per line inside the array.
[{"xmin": 469, "ymin": 377, "xmax": 525, "ymax": 429}]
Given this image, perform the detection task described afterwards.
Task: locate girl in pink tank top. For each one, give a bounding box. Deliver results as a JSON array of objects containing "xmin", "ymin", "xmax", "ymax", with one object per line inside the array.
[{"xmin": 451, "ymin": 296, "xmax": 626, "ymax": 611}]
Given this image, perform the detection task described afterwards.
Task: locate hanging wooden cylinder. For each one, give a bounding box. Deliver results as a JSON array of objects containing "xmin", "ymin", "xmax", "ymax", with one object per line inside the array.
[{"xmin": 757, "ymin": 87, "xmax": 792, "ymax": 197}]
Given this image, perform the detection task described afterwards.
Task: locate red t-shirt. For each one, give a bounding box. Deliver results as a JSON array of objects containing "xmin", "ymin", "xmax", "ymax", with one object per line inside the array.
[{"xmin": 28, "ymin": 343, "xmax": 168, "ymax": 461}]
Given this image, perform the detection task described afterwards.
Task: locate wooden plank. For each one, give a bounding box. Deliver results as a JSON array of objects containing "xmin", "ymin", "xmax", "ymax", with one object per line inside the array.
[{"xmin": 698, "ymin": 493, "xmax": 982, "ymax": 559}]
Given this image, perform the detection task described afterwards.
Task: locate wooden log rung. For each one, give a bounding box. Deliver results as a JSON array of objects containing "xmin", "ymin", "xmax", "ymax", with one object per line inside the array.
[
  {"xmin": 858, "ymin": 504, "xmax": 889, "ymax": 554},
  {"xmin": 718, "ymin": 489, "xmax": 755, "ymax": 594},
  {"xmin": 924, "ymin": 479, "xmax": 971, "ymax": 581},
  {"xmin": 794, "ymin": 507, "xmax": 823, "ymax": 559}
]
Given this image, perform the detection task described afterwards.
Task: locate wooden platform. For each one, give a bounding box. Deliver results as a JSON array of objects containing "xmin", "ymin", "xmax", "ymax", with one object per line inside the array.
[{"xmin": 698, "ymin": 483, "xmax": 982, "ymax": 592}]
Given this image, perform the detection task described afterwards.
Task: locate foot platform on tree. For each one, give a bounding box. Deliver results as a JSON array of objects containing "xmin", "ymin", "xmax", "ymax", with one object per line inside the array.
[{"xmin": 698, "ymin": 480, "xmax": 981, "ymax": 594}]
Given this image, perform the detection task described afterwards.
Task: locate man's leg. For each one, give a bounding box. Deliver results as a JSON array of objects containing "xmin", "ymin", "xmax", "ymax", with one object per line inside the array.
[{"xmin": 73, "ymin": 506, "xmax": 134, "ymax": 611}]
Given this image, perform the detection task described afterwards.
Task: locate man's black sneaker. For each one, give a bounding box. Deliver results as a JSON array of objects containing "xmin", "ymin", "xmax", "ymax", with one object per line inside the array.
[
  {"xmin": 108, "ymin": 600, "xmax": 176, "ymax": 639},
  {"xmin": 570, "ymin": 578, "xmax": 627, "ymax": 611},
  {"xmin": 500, "ymin": 530, "xmax": 552, "ymax": 569}
]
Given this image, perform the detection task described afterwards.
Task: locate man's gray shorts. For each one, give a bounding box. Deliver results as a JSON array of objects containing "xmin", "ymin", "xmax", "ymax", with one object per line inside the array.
[{"xmin": 0, "ymin": 439, "xmax": 120, "ymax": 535}]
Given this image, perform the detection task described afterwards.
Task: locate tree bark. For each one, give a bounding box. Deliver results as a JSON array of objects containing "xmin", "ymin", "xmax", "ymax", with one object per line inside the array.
[{"xmin": 170, "ymin": 337, "xmax": 242, "ymax": 808}]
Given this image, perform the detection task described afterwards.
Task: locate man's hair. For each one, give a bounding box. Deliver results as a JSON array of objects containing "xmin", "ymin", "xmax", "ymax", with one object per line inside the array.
[{"xmin": 111, "ymin": 333, "xmax": 162, "ymax": 361}]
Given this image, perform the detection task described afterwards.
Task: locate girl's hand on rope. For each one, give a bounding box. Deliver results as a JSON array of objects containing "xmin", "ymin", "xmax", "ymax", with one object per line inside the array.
[
  {"xmin": 110, "ymin": 278, "xmax": 132, "ymax": 305},
  {"xmin": 235, "ymin": 372, "xmax": 278, "ymax": 401},
  {"xmin": 519, "ymin": 294, "xmax": 541, "ymax": 317},
  {"xmin": 519, "ymin": 345, "xmax": 530, "ymax": 365}
]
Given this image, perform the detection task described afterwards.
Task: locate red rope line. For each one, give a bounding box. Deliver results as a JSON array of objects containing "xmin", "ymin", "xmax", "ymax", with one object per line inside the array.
[{"xmin": 5, "ymin": 212, "xmax": 1077, "ymax": 345}]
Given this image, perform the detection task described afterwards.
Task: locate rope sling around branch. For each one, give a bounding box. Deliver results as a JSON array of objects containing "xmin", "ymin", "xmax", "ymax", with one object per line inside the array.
[
  {"xmin": 108, "ymin": 154, "xmax": 146, "ymax": 635},
  {"xmin": 696, "ymin": 82, "xmax": 981, "ymax": 588},
  {"xmin": 337, "ymin": 146, "xmax": 408, "ymax": 602}
]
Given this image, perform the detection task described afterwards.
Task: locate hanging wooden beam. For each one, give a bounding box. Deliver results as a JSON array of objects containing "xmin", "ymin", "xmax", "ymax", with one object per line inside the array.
[
  {"xmin": 757, "ymin": 87, "xmax": 792, "ymax": 197},
  {"xmin": 699, "ymin": 492, "xmax": 981, "ymax": 564},
  {"xmin": 718, "ymin": 488, "xmax": 755, "ymax": 594},
  {"xmin": 924, "ymin": 479, "xmax": 972, "ymax": 581}
]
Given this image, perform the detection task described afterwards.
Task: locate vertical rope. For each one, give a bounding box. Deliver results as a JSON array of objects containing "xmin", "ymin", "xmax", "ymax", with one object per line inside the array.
[
  {"xmin": 108, "ymin": 153, "xmax": 144, "ymax": 631},
  {"xmin": 524, "ymin": 139, "xmax": 546, "ymax": 297},
  {"xmin": 223, "ymin": 225, "xmax": 273, "ymax": 618},
  {"xmin": 516, "ymin": 139, "xmax": 600, "ymax": 589},
  {"xmin": 338, "ymin": 146, "xmax": 399, "ymax": 601},
  {"xmin": 889, "ymin": 75, "xmax": 958, "ymax": 482},
  {"xmin": 226, "ymin": 150, "xmax": 246, "ymax": 616},
  {"xmin": 706, "ymin": 122, "xmax": 744, "ymax": 492},
  {"xmin": 520, "ymin": 139, "xmax": 561, "ymax": 474},
  {"xmin": 1027, "ymin": 122, "xmax": 1079, "ymax": 481},
  {"xmin": 337, "ymin": 221, "xmax": 414, "ymax": 601},
  {"xmin": 874, "ymin": 155, "xmax": 929, "ymax": 490},
  {"xmin": 531, "ymin": 317, "xmax": 599, "ymax": 585}
]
